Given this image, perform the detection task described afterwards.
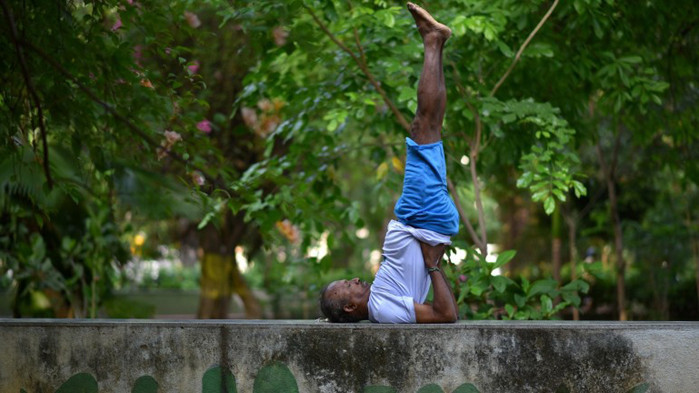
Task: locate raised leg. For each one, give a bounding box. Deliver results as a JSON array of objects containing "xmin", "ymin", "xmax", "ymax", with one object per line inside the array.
[{"xmin": 407, "ymin": 2, "xmax": 451, "ymax": 145}]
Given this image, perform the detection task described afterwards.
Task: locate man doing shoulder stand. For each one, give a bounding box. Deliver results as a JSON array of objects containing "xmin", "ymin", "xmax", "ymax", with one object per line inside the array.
[{"xmin": 320, "ymin": 3, "xmax": 459, "ymax": 324}]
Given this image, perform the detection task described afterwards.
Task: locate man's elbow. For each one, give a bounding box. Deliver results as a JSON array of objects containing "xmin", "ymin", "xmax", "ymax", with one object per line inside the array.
[
  {"xmin": 446, "ymin": 312, "xmax": 458, "ymax": 323},
  {"xmin": 439, "ymin": 309, "xmax": 457, "ymax": 323}
]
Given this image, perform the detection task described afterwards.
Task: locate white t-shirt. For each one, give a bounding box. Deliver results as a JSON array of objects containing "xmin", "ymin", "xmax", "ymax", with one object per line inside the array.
[{"xmin": 368, "ymin": 220, "xmax": 451, "ymax": 323}]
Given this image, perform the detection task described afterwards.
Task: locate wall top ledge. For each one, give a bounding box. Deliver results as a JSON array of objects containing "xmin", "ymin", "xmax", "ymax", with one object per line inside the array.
[{"xmin": 1, "ymin": 318, "xmax": 698, "ymax": 330}]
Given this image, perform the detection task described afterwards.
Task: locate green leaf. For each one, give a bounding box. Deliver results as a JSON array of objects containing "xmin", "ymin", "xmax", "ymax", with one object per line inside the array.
[
  {"xmin": 376, "ymin": 10, "xmax": 395, "ymax": 28},
  {"xmin": 560, "ymin": 291, "xmax": 581, "ymax": 307},
  {"xmin": 543, "ymin": 196, "xmax": 556, "ymax": 215},
  {"xmin": 496, "ymin": 40, "xmax": 514, "ymax": 58},
  {"xmin": 541, "ymin": 294, "xmax": 553, "ymax": 313},
  {"xmin": 491, "ymin": 275, "xmax": 508, "ymax": 293},
  {"xmin": 572, "ymin": 180, "xmax": 587, "ymax": 198},
  {"xmin": 532, "ymin": 189, "xmax": 549, "ymax": 202},
  {"xmin": 592, "ymin": 18, "xmax": 603, "ymax": 39},
  {"xmin": 619, "ymin": 56, "xmax": 643, "ymax": 64},
  {"xmin": 327, "ymin": 119, "xmax": 338, "ymax": 132},
  {"xmin": 470, "ymin": 279, "xmax": 488, "ymax": 296},
  {"xmin": 505, "ymin": 304, "xmax": 515, "ymax": 318},
  {"xmin": 397, "ymin": 86, "xmax": 416, "ymax": 102},
  {"xmin": 502, "ymin": 113, "xmax": 517, "ymax": 124},
  {"xmin": 493, "ymin": 250, "xmax": 516, "ymax": 269},
  {"xmin": 527, "ymin": 279, "xmax": 558, "ymax": 298},
  {"xmin": 457, "ymin": 288, "xmax": 469, "ymax": 304},
  {"xmin": 562, "ymin": 279, "xmax": 590, "ymax": 293},
  {"xmin": 521, "ymin": 276, "xmax": 530, "ymax": 293},
  {"xmin": 552, "ymin": 188, "xmax": 567, "ymax": 202}
]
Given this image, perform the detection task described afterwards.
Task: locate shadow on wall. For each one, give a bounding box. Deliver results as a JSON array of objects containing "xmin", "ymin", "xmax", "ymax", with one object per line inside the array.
[{"xmin": 22, "ymin": 363, "xmax": 650, "ymax": 393}]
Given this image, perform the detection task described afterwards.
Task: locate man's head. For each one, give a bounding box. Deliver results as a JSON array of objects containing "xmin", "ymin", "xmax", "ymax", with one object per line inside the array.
[{"xmin": 319, "ymin": 278, "xmax": 371, "ymax": 322}]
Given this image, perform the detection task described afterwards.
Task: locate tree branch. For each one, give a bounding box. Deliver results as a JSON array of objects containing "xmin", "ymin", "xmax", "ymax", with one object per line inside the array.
[
  {"xmin": 305, "ymin": 5, "xmax": 411, "ymax": 132},
  {"xmin": 1, "ymin": 0, "xmax": 53, "ymax": 189},
  {"xmin": 18, "ymin": 38, "xmax": 225, "ymax": 189},
  {"xmin": 463, "ymin": 98, "xmax": 487, "ymax": 256},
  {"xmin": 447, "ymin": 178, "xmax": 484, "ymax": 252},
  {"xmin": 450, "ymin": 62, "xmax": 488, "ymax": 256},
  {"xmin": 489, "ymin": 0, "xmax": 560, "ymax": 97}
]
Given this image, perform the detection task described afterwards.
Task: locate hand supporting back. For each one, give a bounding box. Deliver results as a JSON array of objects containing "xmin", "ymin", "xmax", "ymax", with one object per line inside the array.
[{"xmin": 414, "ymin": 242, "xmax": 458, "ymax": 323}]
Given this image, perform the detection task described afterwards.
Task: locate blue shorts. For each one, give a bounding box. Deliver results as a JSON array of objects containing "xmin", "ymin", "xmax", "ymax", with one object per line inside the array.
[{"xmin": 394, "ymin": 137, "xmax": 460, "ymax": 236}]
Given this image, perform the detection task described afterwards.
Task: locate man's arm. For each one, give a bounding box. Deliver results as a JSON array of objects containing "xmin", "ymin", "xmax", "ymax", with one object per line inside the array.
[{"xmin": 414, "ymin": 242, "xmax": 458, "ymax": 323}]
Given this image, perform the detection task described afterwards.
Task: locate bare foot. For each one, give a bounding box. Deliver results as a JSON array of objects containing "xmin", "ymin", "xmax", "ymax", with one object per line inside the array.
[{"xmin": 407, "ymin": 2, "xmax": 451, "ymax": 43}]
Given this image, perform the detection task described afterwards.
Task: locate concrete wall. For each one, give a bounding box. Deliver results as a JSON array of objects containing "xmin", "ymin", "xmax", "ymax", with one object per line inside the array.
[{"xmin": 1, "ymin": 319, "xmax": 698, "ymax": 393}]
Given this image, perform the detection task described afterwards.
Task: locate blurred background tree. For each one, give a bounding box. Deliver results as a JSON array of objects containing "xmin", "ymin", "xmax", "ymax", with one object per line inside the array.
[{"xmin": 1, "ymin": 0, "xmax": 697, "ymax": 320}]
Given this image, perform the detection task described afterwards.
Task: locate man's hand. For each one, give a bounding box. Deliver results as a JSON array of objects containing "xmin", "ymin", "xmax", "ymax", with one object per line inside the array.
[{"xmin": 420, "ymin": 242, "xmax": 446, "ymax": 269}]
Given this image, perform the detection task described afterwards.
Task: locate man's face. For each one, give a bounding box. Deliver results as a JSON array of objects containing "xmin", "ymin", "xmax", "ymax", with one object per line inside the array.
[{"xmin": 327, "ymin": 277, "xmax": 370, "ymax": 311}]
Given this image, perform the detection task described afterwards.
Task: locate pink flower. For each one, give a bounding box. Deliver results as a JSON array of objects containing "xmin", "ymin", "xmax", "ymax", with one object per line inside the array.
[
  {"xmin": 140, "ymin": 79, "xmax": 154, "ymax": 89},
  {"xmin": 197, "ymin": 119, "xmax": 212, "ymax": 134},
  {"xmin": 188, "ymin": 60, "xmax": 200, "ymax": 74},
  {"xmin": 112, "ymin": 18, "xmax": 122, "ymax": 31},
  {"xmin": 241, "ymin": 107, "xmax": 257, "ymax": 128},
  {"xmin": 184, "ymin": 11, "xmax": 201, "ymax": 28},
  {"xmin": 191, "ymin": 171, "xmax": 205, "ymax": 186},
  {"xmin": 157, "ymin": 130, "xmax": 182, "ymax": 160},
  {"xmin": 257, "ymin": 98, "xmax": 273, "ymax": 112},
  {"xmin": 272, "ymin": 26, "xmax": 289, "ymax": 46},
  {"xmin": 459, "ymin": 275, "xmax": 468, "ymax": 283},
  {"xmin": 164, "ymin": 130, "xmax": 182, "ymax": 144}
]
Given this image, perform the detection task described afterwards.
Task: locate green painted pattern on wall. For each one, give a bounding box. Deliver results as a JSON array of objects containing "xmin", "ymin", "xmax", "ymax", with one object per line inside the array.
[
  {"xmin": 363, "ymin": 386, "xmax": 397, "ymax": 393},
  {"xmin": 131, "ymin": 376, "xmax": 158, "ymax": 393},
  {"xmin": 202, "ymin": 366, "xmax": 237, "ymax": 393},
  {"xmin": 416, "ymin": 383, "xmax": 445, "ymax": 393},
  {"xmin": 252, "ymin": 362, "xmax": 299, "ymax": 393},
  {"xmin": 19, "ymin": 363, "xmax": 650, "ymax": 393},
  {"xmin": 452, "ymin": 383, "xmax": 481, "ymax": 393},
  {"xmin": 54, "ymin": 373, "xmax": 98, "ymax": 393},
  {"xmin": 628, "ymin": 382, "xmax": 649, "ymax": 393}
]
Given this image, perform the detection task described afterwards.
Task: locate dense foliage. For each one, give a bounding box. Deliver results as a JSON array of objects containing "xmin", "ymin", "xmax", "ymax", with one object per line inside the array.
[{"xmin": 1, "ymin": 0, "xmax": 697, "ymax": 320}]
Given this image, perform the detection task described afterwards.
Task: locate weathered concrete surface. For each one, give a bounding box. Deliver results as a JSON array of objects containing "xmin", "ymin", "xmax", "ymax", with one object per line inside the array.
[{"xmin": 1, "ymin": 319, "xmax": 698, "ymax": 393}]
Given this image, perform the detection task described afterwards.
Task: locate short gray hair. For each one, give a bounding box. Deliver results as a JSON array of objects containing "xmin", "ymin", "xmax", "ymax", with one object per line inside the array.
[{"xmin": 319, "ymin": 283, "xmax": 362, "ymax": 323}]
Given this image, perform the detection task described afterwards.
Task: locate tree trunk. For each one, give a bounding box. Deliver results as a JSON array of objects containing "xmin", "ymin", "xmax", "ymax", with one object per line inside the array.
[
  {"xmin": 567, "ymin": 216, "xmax": 580, "ymax": 320},
  {"xmin": 596, "ymin": 126, "xmax": 627, "ymax": 321},
  {"xmin": 607, "ymin": 169, "xmax": 626, "ymax": 320},
  {"xmin": 603, "ymin": 162, "xmax": 627, "ymax": 321},
  {"xmin": 694, "ymin": 241, "xmax": 699, "ymax": 317},
  {"xmin": 198, "ymin": 253, "xmax": 234, "ymax": 319},
  {"xmin": 689, "ymin": 213, "xmax": 699, "ymax": 316},
  {"xmin": 231, "ymin": 254, "xmax": 262, "ymax": 318},
  {"xmin": 196, "ymin": 211, "xmax": 262, "ymax": 319},
  {"xmin": 552, "ymin": 206, "xmax": 562, "ymax": 283},
  {"xmin": 197, "ymin": 252, "xmax": 262, "ymax": 319}
]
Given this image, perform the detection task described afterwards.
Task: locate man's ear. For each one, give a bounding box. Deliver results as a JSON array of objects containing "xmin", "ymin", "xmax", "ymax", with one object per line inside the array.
[{"xmin": 343, "ymin": 303, "xmax": 357, "ymax": 313}]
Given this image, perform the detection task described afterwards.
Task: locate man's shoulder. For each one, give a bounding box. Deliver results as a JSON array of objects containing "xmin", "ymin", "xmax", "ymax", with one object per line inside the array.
[{"xmin": 368, "ymin": 288, "xmax": 416, "ymax": 323}]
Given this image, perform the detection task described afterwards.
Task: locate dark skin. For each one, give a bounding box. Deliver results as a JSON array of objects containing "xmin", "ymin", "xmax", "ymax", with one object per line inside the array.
[
  {"xmin": 326, "ymin": 3, "xmax": 458, "ymax": 323},
  {"xmin": 326, "ymin": 241, "xmax": 457, "ymax": 322}
]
